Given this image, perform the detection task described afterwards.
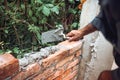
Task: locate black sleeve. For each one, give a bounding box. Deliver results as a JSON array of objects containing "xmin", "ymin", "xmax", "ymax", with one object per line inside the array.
[{"xmin": 91, "ymin": 9, "xmax": 106, "ymax": 35}]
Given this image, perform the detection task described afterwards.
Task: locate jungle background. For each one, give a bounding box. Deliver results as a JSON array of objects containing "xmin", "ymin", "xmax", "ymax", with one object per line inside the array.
[{"xmin": 0, "ymin": 0, "xmax": 81, "ymax": 58}]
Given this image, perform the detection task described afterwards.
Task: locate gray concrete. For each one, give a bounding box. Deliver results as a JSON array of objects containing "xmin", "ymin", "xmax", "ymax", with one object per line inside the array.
[{"xmin": 19, "ymin": 46, "xmax": 59, "ymax": 69}]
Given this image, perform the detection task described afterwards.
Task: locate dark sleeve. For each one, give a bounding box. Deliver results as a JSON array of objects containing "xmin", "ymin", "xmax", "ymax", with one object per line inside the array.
[{"xmin": 91, "ymin": 9, "xmax": 106, "ymax": 35}]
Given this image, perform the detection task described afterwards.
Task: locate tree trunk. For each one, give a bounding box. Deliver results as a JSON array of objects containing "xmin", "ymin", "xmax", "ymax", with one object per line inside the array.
[{"xmin": 78, "ymin": 0, "xmax": 114, "ymax": 80}]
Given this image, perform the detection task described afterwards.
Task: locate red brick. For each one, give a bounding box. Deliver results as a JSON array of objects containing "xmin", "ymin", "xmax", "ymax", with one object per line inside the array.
[
  {"xmin": 47, "ymin": 69, "xmax": 63, "ymax": 80},
  {"xmin": 61, "ymin": 65, "xmax": 79, "ymax": 79},
  {"xmin": 0, "ymin": 54, "xmax": 19, "ymax": 80},
  {"xmin": 48, "ymin": 65, "xmax": 78, "ymax": 80},
  {"xmin": 47, "ymin": 65, "xmax": 66, "ymax": 80},
  {"xmin": 72, "ymin": 65, "xmax": 79, "ymax": 72},
  {"xmin": 63, "ymin": 70, "xmax": 78, "ymax": 80},
  {"xmin": 42, "ymin": 49, "xmax": 69, "ymax": 68},
  {"xmin": 12, "ymin": 63, "xmax": 41, "ymax": 80},
  {"xmin": 62, "ymin": 68, "xmax": 72, "ymax": 78},
  {"xmin": 54, "ymin": 76, "xmax": 62, "ymax": 80},
  {"xmin": 47, "ymin": 74, "xmax": 55, "ymax": 80},
  {"xmin": 53, "ymin": 69, "xmax": 64, "ymax": 78},
  {"xmin": 42, "ymin": 40, "xmax": 82, "ymax": 68},
  {"xmin": 54, "ymin": 69, "xmax": 78, "ymax": 80},
  {"xmin": 75, "ymin": 50, "xmax": 82, "ymax": 57},
  {"xmin": 58, "ymin": 40, "xmax": 83, "ymax": 54},
  {"xmin": 66, "ymin": 58, "xmax": 79, "ymax": 70},
  {"xmin": 33, "ymin": 67, "xmax": 55, "ymax": 80},
  {"xmin": 47, "ymin": 57, "xmax": 79, "ymax": 80},
  {"xmin": 56, "ymin": 55, "xmax": 74, "ymax": 68}
]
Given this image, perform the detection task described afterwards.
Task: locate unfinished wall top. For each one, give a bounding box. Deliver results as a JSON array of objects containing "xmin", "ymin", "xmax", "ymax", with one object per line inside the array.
[{"xmin": 0, "ymin": 40, "xmax": 83, "ymax": 80}]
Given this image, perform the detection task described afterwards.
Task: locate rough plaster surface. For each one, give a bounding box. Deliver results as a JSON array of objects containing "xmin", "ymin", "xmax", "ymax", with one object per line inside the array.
[
  {"xmin": 111, "ymin": 61, "xmax": 118, "ymax": 70},
  {"xmin": 78, "ymin": 0, "xmax": 114, "ymax": 80},
  {"xmin": 83, "ymin": 33, "xmax": 113, "ymax": 80},
  {"xmin": 19, "ymin": 46, "xmax": 59, "ymax": 69}
]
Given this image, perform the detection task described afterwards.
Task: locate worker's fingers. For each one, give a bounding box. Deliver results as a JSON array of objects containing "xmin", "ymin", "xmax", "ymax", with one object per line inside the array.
[
  {"xmin": 66, "ymin": 32, "xmax": 74, "ymax": 37},
  {"xmin": 68, "ymin": 36, "xmax": 80, "ymax": 42},
  {"xmin": 66, "ymin": 30, "xmax": 76, "ymax": 37},
  {"xmin": 69, "ymin": 37, "xmax": 83, "ymax": 42},
  {"xmin": 66, "ymin": 30, "xmax": 83, "ymax": 41}
]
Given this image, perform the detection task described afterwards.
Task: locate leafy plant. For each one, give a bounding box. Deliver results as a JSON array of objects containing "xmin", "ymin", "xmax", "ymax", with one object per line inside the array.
[{"xmin": 0, "ymin": 0, "xmax": 81, "ymax": 58}]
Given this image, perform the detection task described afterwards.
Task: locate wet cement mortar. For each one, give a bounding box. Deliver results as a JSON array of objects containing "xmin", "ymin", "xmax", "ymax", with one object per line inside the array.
[{"xmin": 19, "ymin": 45, "xmax": 60, "ymax": 70}]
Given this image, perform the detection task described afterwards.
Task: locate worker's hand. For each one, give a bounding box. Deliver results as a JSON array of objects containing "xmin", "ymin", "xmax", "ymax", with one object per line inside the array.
[
  {"xmin": 66, "ymin": 30, "xmax": 84, "ymax": 41},
  {"xmin": 66, "ymin": 24, "xmax": 97, "ymax": 41}
]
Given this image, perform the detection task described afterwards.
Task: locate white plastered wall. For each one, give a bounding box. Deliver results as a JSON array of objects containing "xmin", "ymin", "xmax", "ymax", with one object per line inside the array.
[{"xmin": 78, "ymin": 0, "xmax": 114, "ymax": 80}]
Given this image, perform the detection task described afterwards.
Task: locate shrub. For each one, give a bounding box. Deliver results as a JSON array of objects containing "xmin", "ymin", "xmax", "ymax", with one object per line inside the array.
[{"xmin": 0, "ymin": 0, "xmax": 81, "ymax": 58}]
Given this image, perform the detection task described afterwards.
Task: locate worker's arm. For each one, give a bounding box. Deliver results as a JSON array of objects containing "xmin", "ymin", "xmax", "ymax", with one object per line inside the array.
[
  {"xmin": 67, "ymin": 6, "xmax": 107, "ymax": 42},
  {"xmin": 66, "ymin": 23, "xmax": 97, "ymax": 41}
]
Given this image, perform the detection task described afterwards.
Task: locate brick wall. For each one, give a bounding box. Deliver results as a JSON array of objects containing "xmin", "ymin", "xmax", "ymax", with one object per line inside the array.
[{"xmin": 0, "ymin": 40, "xmax": 83, "ymax": 80}]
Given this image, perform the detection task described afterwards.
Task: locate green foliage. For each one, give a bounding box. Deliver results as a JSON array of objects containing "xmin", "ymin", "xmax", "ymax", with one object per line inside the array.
[{"xmin": 0, "ymin": 0, "xmax": 80, "ymax": 58}]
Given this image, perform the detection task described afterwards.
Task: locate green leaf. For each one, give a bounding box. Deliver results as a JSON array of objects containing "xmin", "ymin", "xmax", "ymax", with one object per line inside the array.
[
  {"xmin": 36, "ymin": 0, "xmax": 43, "ymax": 4},
  {"xmin": 42, "ymin": 6, "xmax": 50, "ymax": 16},
  {"xmin": 17, "ymin": 55, "xmax": 22, "ymax": 59},
  {"xmin": 13, "ymin": 47, "xmax": 20, "ymax": 54},
  {"xmin": 33, "ymin": 46, "xmax": 38, "ymax": 51},
  {"xmin": 71, "ymin": 22, "xmax": 78, "ymax": 28},
  {"xmin": 41, "ymin": 18, "xmax": 47, "ymax": 24},
  {"xmin": 32, "ymin": 17, "xmax": 37, "ymax": 23},
  {"xmin": 69, "ymin": 8, "xmax": 77, "ymax": 14},
  {"xmin": 0, "ymin": 50, "xmax": 4, "ymax": 54},
  {"xmin": 29, "ymin": 9, "xmax": 33, "ymax": 17},
  {"xmin": 21, "ymin": 4, "xmax": 25, "ymax": 10},
  {"xmin": 51, "ymin": 6, "xmax": 59, "ymax": 14},
  {"xmin": 46, "ymin": 4, "xmax": 54, "ymax": 8},
  {"xmin": 37, "ymin": 7, "xmax": 42, "ymax": 12},
  {"xmin": 28, "ymin": 24, "xmax": 41, "ymax": 44},
  {"xmin": 69, "ymin": 0, "xmax": 75, "ymax": 4},
  {"xmin": 28, "ymin": 24, "xmax": 40, "ymax": 33},
  {"xmin": 31, "ymin": 0, "xmax": 35, "ymax": 4},
  {"xmin": 36, "ymin": 31, "xmax": 41, "ymax": 43},
  {"xmin": 6, "ymin": 49, "xmax": 12, "ymax": 53},
  {"xmin": 4, "ymin": 29, "xmax": 8, "ymax": 34}
]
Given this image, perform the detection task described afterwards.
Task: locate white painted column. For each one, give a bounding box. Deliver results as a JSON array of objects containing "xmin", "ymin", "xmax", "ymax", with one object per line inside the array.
[{"xmin": 78, "ymin": 0, "xmax": 114, "ymax": 80}]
